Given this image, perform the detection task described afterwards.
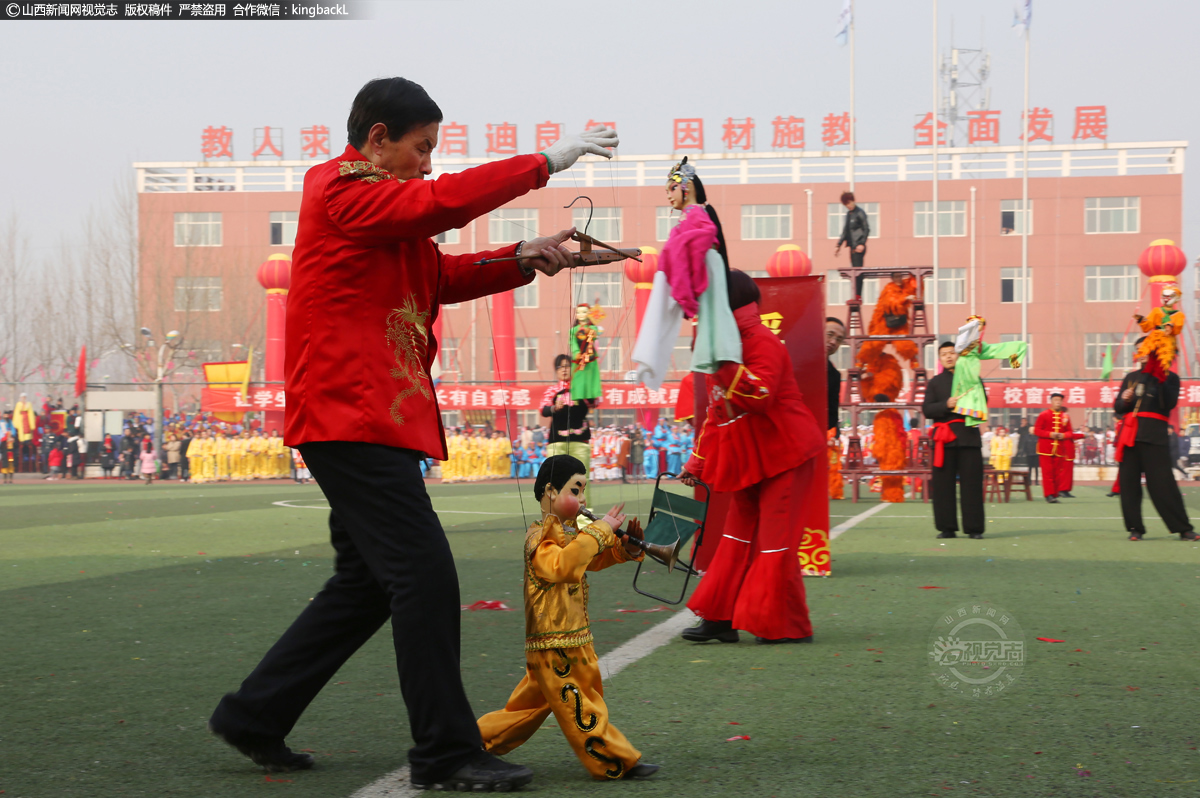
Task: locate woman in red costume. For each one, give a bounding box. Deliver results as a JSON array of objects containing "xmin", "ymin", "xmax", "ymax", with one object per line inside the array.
[{"xmin": 679, "ymin": 271, "xmax": 826, "ymax": 644}]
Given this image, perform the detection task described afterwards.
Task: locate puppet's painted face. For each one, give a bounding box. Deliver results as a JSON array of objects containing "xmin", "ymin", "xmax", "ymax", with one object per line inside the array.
[
  {"xmin": 1163, "ymin": 289, "xmax": 1181, "ymax": 308},
  {"xmin": 550, "ymin": 474, "xmax": 587, "ymax": 520},
  {"xmin": 576, "ymin": 305, "xmax": 590, "ymax": 324}
]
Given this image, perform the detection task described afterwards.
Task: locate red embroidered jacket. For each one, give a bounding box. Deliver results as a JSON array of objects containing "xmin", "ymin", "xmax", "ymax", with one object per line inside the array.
[
  {"xmin": 1033, "ymin": 409, "xmax": 1084, "ymax": 459},
  {"xmin": 285, "ymin": 144, "xmax": 549, "ymax": 459},
  {"xmin": 684, "ymin": 303, "xmax": 825, "ymax": 492}
]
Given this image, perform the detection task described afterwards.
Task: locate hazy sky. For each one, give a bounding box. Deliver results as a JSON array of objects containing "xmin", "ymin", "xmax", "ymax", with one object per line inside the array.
[{"xmin": 2, "ymin": 0, "xmax": 1198, "ymax": 264}]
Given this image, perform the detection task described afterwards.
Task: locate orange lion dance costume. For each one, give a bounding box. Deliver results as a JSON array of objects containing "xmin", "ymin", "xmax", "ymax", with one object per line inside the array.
[{"xmin": 1134, "ymin": 282, "xmax": 1185, "ymax": 382}]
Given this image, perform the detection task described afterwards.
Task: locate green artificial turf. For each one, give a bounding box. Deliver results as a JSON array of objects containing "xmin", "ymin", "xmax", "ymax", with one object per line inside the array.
[{"xmin": 3, "ymin": 481, "xmax": 1200, "ymax": 797}]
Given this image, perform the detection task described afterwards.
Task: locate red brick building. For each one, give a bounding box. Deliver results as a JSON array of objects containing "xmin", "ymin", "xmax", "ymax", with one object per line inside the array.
[{"xmin": 136, "ymin": 139, "xmax": 1186, "ymax": 427}]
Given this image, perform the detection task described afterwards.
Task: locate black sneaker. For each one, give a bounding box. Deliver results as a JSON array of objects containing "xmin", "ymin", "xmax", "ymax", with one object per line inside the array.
[
  {"xmin": 207, "ymin": 721, "xmax": 314, "ymax": 773},
  {"xmin": 936, "ymin": 531, "xmax": 958, "ymax": 539},
  {"xmin": 682, "ymin": 619, "xmax": 740, "ymax": 643},
  {"xmin": 1105, "ymin": 491, "xmax": 1118, "ymax": 498},
  {"xmin": 625, "ymin": 762, "xmax": 661, "ymax": 779},
  {"xmin": 1045, "ymin": 496, "xmax": 1059, "ymax": 504},
  {"xmin": 1058, "ymin": 491, "xmax": 1075, "ymax": 498},
  {"xmin": 1182, "ymin": 531, "xmax": 1198, "ymax": 541},
  {"xmin": 1128, "ymin": 533, "xmax": 1144, "ymax": 541},
  {"xmin": 411, "ymin": 750, "xmax": 533, "ymax": 791},
  {"xmin": 967, "ymin": 533, "xmax": 984, "ymax": 539}
]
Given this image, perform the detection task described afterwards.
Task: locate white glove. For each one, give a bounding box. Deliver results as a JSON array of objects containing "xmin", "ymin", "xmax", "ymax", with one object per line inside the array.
[{"xmin": 542, "ymin": 125, "xmax": 619, "ymax": 174}]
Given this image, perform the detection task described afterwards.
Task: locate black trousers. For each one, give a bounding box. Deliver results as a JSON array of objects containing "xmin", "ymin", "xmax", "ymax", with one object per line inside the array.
[
  {"xmin": 210, "ymin": 441, "xmax": 481, "ymax": 782},
  {"xmin": 850, "ymin": 248, "xmax": 866, "ymax": 297},
  {"xmin": 931, "ymin": 446, "xmax": 985, "ymax": 535},
  {"xmin": 1118, "ymin": 441, "xmax": 1193, "ymax": 536}
]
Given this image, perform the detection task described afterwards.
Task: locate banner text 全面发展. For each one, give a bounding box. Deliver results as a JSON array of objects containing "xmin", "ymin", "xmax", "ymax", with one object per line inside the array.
[{"xmin": 200, "ymin": 383, "xmax": 684, "ymax": 414}]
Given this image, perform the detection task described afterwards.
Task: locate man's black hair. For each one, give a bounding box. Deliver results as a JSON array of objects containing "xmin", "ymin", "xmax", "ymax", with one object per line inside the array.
[
  {"xmin": 825, "ymin": 316, "xmax": 846, "ymax": 328},
  {"xmin": 347, "ymin": 77, "xmax": 443, "ymax": 148},
  {"xmin": 554, "ymin": 353, "xmax": 572, "ymax": 370},
  {"xmin": 1050, "ymin": 392, "xmax": 1065, "ymax": 399},
  {"xmin": 727, "ymin": 269, "xmax": 761, "ymax": 311},
  {"xmin": 534, "ymin": 455, "xmax": 587, "ymax": 501},
  {"xmin": 938, "ymin": 341, "xmax": 956, "ymax": 351}
]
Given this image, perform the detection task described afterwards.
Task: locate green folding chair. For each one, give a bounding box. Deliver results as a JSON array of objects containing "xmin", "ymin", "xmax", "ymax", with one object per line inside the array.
[{"xmin": 632, "ymin": 472, "xmax": 711, "ymax": 605}]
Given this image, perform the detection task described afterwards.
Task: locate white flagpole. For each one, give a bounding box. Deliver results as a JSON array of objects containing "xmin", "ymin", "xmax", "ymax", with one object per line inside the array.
[
  {"xmin": 931, "ymin": 0, "xmax": 940, "ymax": 353},
  {"xmin": 849, "ymin": 0, "xmax": 856, "ymax": 191},
  {"xmin": 1021, "ymin": 18, "xmax": 1030, "ymax": 379}
]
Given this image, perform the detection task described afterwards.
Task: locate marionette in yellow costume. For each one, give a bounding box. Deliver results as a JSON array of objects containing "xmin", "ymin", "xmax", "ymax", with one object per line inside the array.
[
  {"xmin": 477, "ymin": 455, "xmax": 660, "ymax": 781},
  {"xmin": 1134, "ymin": 282, "xmax": 1185, "ymax": 382}
]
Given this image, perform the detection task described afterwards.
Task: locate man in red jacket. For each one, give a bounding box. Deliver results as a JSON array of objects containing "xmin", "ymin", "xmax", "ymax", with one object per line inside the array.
[
  {"xmin": 209, "ymin": 77, "xmax": 616, "ymax": 792},
  {"xmin": 678, "ymin": 271, "xmax": 826, "ymax": 644},
  {"xmin": 1034, "ymin": 393, "xmax": 1084, "ymax": 503}
]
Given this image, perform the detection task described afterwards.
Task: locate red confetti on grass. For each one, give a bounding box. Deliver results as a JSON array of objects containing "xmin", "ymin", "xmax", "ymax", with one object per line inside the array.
[
  {"xmin": 725, "ymin": 735, "xmax": 750, "ymax": 741},
  {"xmin": 198, "ymin": 552, "xmax": 206, "ymax": 555},
  {"xmin": 728, "ymin": 722, "xmax": 742, "ymax": 725},
  {"xmin": 1126, "ymin": 686, "xmax": 1140, "ymax": 691},
  {"xmin": 460, "ymin": 600, "xmax": 513, "ymax": 611},
  {"xmin": 1036, "ymin": 638, "xmax": 1066, "ymax": 643},
  {"xmin": 918, "ymin": 586, "xmax": 945, "ymax": 589},
  {"xmin": 264, "ymin": 776, "xmax": 293, "ymax": 783}
]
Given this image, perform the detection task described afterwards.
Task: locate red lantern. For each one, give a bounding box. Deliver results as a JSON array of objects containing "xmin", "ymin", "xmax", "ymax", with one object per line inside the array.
[
  {"xmin": 624, "ymin": 246, "xmax": 658, "ymax": 286},
  {"xmin": 257, "ymin": 253, "xmax": 292, "ymax": 292},
  {"xmin": 766, "ymin": 244, "xmax": 811, "ymax": 278},
  {"xmin": 1138, "ymin": 239, "xmax": 1187, "ymax": 284}
]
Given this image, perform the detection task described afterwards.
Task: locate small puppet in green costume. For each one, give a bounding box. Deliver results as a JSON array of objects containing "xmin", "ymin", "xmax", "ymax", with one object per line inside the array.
[
  {"xmin": 570, "ymin": 302, "xmax": 603, "ymax": 401},
  {"xmin": 950, "ymin": 315, "xmax": 1027, "ymax": 427}
]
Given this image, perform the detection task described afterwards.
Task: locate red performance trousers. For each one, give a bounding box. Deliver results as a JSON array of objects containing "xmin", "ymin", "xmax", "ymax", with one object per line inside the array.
[
  {"xmin": 1039, "ymin": 455, "xmax": 1074, "ymax": 497},
  {"xmin": 688, "ymin": 459, "xmax": 814, "ymax": 640}
]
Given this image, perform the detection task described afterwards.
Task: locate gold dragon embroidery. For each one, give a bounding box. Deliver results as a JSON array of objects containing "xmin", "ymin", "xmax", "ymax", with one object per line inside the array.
[
  {"xmin": 338, "ymin": 160, "xmax": 398, "ymax": 184},
  {"xmin": 385, "ymin": 296, "xmax": 432, "ymax": 426}
]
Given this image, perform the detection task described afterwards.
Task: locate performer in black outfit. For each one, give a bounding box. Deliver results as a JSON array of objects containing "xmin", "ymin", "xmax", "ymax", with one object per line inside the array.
[
  {"xmin": 825, "ymin": 317, "xmax": 846, "ymax": 433},
  {"xmin": 834, "ymin": 192, "xmax": 870, "ymax": 299},
  {"xmin": 922, "ymin": 341, "xmax": 986, "ymax": 539},
  {"xmin": 1113, "ymin": 340, "xmax": 1197, "ymax": 541}
]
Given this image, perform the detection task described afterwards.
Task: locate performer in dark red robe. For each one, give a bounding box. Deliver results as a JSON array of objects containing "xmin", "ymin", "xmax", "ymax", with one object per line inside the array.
[
  {"xmin": 1034, "ymin": 393, "xmax": 1084, "ymax": 503},
  {"xmin": 679, "ymin": 271, "xmax": 825, "ymax": 644}
]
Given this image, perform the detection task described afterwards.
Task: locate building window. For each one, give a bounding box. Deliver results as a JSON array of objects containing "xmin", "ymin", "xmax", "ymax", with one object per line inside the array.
[
  {"xmin": 515, "ymin": 337, "xmax": 538, "ymax": 372},
  {"xmin": 935, "ymin": 268, "xmax": 966, "ymax": 304},
  {"xmin": 489, "ymin": 208, "xmax": 538, "ymax": 244},
  {"xmin": 174, "ymin": 277, "xmax": 222, "ymax": 311},
  {"xmin": 441, "ymin": 410, "xmax": 461, "ymax": 429},
  {"xmin": 670, "ymin": 334, "xmax": 692, "ymax": 372},
  {"xmin": 741, "ymin": 204, "xmax": 792, "ymax": 240},
  {"xmin": 656, "ymin": 207, "xmax": 682, "ymax": 242},
  {"xmin": 913, "ymin": 201, "xmax": 966, "ymax": 237},
  {"xmin": 573, "ymin": 207, "xmax": 621, "ymax": 242},
  {"xmin": 998, "ymin": 334, "xmax": 1029, "ymax": 369},
  {"xmin": 439, "ymin": 337, "xmax": 460, "ymax": 373},
  {"xmin": 826, "ymin": 202, "xmax": 881, "ymax": 239},
  {"xmin": 576, "ymin": 272, "xmax": 623, "ymax": 307},
  {"xmin": 999, "ymin": 200, "xmax": 1032, "ymax": 235},
  {"xmin": 1085, "ymin": 265, "xmax": 1139, "ymax": 302},
  {"xmin": 599, "ymin": 341, "xmax": 622, "ymax": 373},
  {"xmin": 269, "ymin": 211, "xmax": 298, "ymax": 246},
  {"xmin": 1000, "ymin": 268, "xmax": 1032, "ymax": 303},
  {"xmin": 434, "ymin": 229, "xmax": 460, "ymax": 245},
  {"xmin": 1085, "ymin": 333, "xmax": 1134, "ymax": 370},
  {"xmin": 513, "ymin": 281, "xmax": 538, "ymax": 309},
  {"xmin": 1085, "ymin": 197, "xmax": 1139, "ymax": 234},
  {"xmin": 174, "ymin": 212, "xmax": 222, "ymax": 247},
  {"xmin": 516, "ymin": 410, "xmax": 540, "ymax": 430},
  {"xmin": 595, "ymin": 409, "xmax": 635, "ymax": 428}
]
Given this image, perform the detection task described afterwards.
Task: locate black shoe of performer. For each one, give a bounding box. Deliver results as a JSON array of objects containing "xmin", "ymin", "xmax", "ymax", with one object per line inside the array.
[
  {"xmin": 411, "ymin": 750, "xmax": 534, "ymax": 792},
  {"xmin": 1058, "ymin": 491, "xmax": 1075, "ymax": 498},
  {"xmin": 1106, "ymin": 491, "xmax": 1118, "ymax": 498},
  {"xmin": 207, "ymin": 721, "xmax": 315, "ymax": 773},
  {"xmin": 967, "ymin": 533, "xmax": 984, "ymax": 539},
  {"xmin": 755, "ymin": 635, "xmax": 814, "ymax": 644},
  {"xmin": 1129, "ymin": 532, "xmax": 1144, "ymax": 541},
  {"xmin": 625, "ymin": 762, "xmax": 661, "ymax": 779},
  {"xmin": 1045, "ymin": 495, "xmax": 1059, "ymax": 503},
  {"xmin": 1182, "ymin": 531, "xmax": 1198, "ymax": 541},
  {"xmin": 936, "ymin": 531, "xmax": 958, "ymax": 539},
  {"xmin": 682, "ymin": 619, "xmax": 740, "ymax": 643}
]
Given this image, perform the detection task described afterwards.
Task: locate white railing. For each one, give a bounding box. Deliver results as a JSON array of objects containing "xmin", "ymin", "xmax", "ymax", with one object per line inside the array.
[{"xmin": 135, "ymin": 140, "xmax": 1186, "ymax": 193}]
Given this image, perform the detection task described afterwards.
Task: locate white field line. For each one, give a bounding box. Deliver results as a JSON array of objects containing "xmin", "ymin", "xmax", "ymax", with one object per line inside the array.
[
  {"xmin": 830, "ymin": 502, "xmax": 892, "ymax": 539},
  {"xmin": 348, "ymin": 610, "xmax": 697, "ymax": 798}
]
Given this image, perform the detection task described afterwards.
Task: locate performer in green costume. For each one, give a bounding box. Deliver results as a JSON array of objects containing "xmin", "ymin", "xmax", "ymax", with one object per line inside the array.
[
  {"xmin": 951, "ymin": 315, "xmax": 1027, "ymax": 427},
  {"xmin": 570, "ymin": 302, "xmax": 603, "ymax": 400}
]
